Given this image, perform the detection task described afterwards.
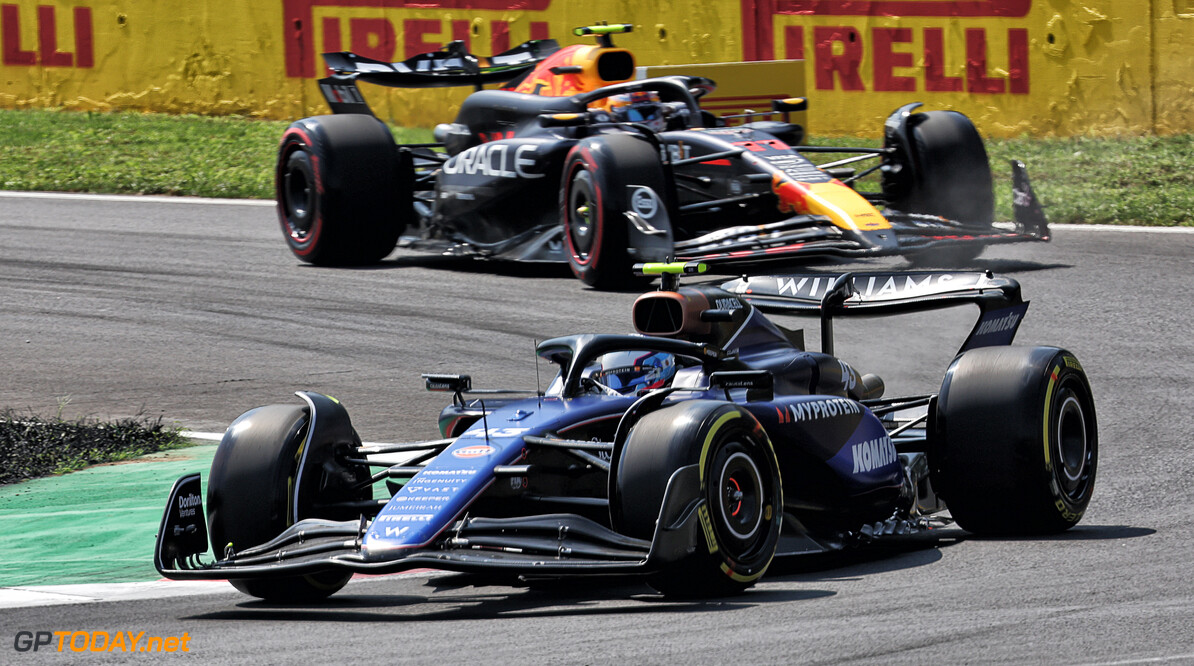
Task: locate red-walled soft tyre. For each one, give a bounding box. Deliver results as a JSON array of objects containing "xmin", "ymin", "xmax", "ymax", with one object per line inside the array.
[
  {"xmin": 560, "ymin": 134, "xmax": 665, "ymax": 290},
  {"xmin": 276, "ymin": 114, "xmax": 409, "ymax": 266}
]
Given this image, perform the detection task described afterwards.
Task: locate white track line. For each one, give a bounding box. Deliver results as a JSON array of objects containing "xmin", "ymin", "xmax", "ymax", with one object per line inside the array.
[
  {"xmin": 1, "ymin": 191, "xmax": 1192, "ymax": 232},
  {"xmin": 0, "ymin": 191, "xmax": 274, "ymax": 206},
  {"xmin": 179, "ymin": 431, "xmax": 224, "ymax": 441},
  {"xmin": 989, "ymin": 221, "xmax": 1194, "ymax": 234},
  {"xmin": 0, "ymin": 580, "xmax": 233, "ymax": 609},
  {"xmin": 1051, "ymin": 223, "xmax": 1194, "ymax": 233},
  {"xmin": 0, "ymin": 571, "xmax": 445, "ymax": 609},
  {"xmin": 0, "ymin": 433, "xmax": 424, "ymax": 609},
  {"xmin": 1079, "ymin": 655, "xmax": 1194, "ymax": 666}
]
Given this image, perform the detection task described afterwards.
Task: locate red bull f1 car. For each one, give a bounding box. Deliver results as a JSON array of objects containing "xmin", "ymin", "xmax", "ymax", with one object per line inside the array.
[
  {"xmin": 156, "ymin": 263, "xmax": 1097, "ymax": 601},
  {"xmin": 276, "ymin": 24, "xmax": 1050, "ymax": 289}
]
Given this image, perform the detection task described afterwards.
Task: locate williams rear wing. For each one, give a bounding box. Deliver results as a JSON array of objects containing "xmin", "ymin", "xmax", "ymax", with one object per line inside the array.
[
  {"xmin": 720, "ymin": 271, "xmax": 1028, "ymax": 355},
  {"xmin": 318, "ymin": 39, "xmax": 559, "ymax": 114}
]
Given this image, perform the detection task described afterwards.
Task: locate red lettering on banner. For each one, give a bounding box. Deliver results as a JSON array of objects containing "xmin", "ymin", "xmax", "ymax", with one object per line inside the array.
[
  {"xmin": 37, "ymin": 5, "xmax": 70, "ymax": 66},
  {"xmin": 2, "ymin": 4, "xmax": 93, "ymax": 68},
  {"xmin": 965, "ymin": 28, "xmax": 1003, "ymax": 93},
  {"xmin": 797, "ymin": 25, "xmax": 1028, "ymax": 94},
  {"xmin": 1, "ymin": 4, "xmax": 36, "ymax": 65},
  {"xmin": 323, "ymin": 16, "xmax": 342, "ymax": 52},
  {"xmin": 73, "ymin": 6, "xmax": 91, "ymax": 67},
  {"xmin": 770, "ymin": 0, "xmax": 1030, "ymax": 18},
  {"xmin": 491, "ymin": 19, "xmax": 509, "ymax": 54},
  {"xmin": 283, "ymin": 0, "xmax": 553, "ymax": 77},
  {"xmin": 451, "ymin": 19, "xmax": 469, "ymax": 49},
  {"xmin": 401, "ymin": 18, "xmax": 439, "ymax": 60},
  {"xmin": 741, "ymin": 0, "xmax": 1031, "ymax": 96},
  {"xmin": 813, "ymin": 26, "xmax": 864, "ymax": 91},
  {"xmin": 923, "ymin": 27, "xmax": 962, "ymax": 91},
  {"xmin": 354, "ymin": 17, "xmax": 396, "ymax": 61},
  {"xmin": 784, "ymin": 25, "xmax": 803, "ymax": 59},
  {"xmin": 1007, "ymin": 27, "xmax": 1028, "ymax": 93},
  {"xmin": 872, "ymin": 27, "xmax": 914, "ymax": 92}
]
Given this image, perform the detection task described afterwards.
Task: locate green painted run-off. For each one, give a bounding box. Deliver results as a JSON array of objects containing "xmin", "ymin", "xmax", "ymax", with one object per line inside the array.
[{"xmin": 0, "ymin": 444, "xmax": 217, "ymax": 587}]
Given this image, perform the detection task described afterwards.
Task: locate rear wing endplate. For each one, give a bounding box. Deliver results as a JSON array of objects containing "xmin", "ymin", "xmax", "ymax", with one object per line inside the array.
[{"xmin": 721, "ymin": 271, "xmax": 1028, "ymax": 356}]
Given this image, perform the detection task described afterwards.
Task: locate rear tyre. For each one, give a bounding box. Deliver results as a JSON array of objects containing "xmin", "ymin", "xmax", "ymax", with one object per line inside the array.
[
  {"xmin": 276, "ymin": 115, "xmax": 410, "ymax": 266},
  {"xmin": 206, "ymin": 404, "xmax": 369, "ymax": 601},
  {"xmin": 561, "ymin": 134, "xmax": 667, "ymax": 290},
  {"xmin": 884, "ymin": 110, "xmax": 993, "ymax": 266},
  {"xmin": 933, "ymin": 346, "xmax": 1098, "ymax": 535},
  {"xmin": 614, "ymin": 401, "xmax": 782, "ymax": 597}
]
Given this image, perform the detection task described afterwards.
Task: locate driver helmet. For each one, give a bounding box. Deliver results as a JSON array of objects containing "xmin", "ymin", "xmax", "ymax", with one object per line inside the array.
[
  {"xmin": 590, "ymin": 350, "xmax": 677, "ymax": 394},
  {"xmin": 607, "ymin": 91, "xmax": 666, "ymax": 131}
]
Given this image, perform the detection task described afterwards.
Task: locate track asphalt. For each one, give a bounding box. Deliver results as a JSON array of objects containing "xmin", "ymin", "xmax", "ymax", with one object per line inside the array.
[{"xmin": 0, "ymin": 442, "xmax": 217, "ymax": 588}]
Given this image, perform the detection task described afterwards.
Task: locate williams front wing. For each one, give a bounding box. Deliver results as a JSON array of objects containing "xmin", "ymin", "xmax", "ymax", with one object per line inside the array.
[{"xmin": 155, "ymin": 466, "xmax": 705, "ymax": 581}]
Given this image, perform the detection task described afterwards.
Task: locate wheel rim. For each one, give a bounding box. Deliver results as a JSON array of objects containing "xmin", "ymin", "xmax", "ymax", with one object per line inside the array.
[
  {"xmin": 1055, "ymin": 386, "xmax": 1091, "ymax": 498},
  {"xmin": 715, "ymin": 448, "xmax": 765, "ymax": 543},
  {"xmin": 282, "ymin": 151, "xmax": 315, "ymax": 241},
  {"xmin": 566, "ymin": 171, "xmax": 597, "ymax": 263}
]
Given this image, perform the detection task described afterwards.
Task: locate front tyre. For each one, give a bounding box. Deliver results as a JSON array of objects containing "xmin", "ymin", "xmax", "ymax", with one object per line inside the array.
[
  {"xmin": 883, "ymin": 110, "xmax": 993, "ymax": 266},
  {"xmin": 561, "ymin": 134, "xmax": 668, "ymax": 290},
  {"xmin": 933, "ymin": 346, "xmax": 1098, "ymax": 534},
  {"xmin": 206, "ymin": 404, "xmax": 368, "ymax": 602},
  {"xmin": 277, "ymin": 115, "xmax": 409, "ymax": 266},
  {"xmin": 614, "ymin": 401, "xmax": 782, "ymax": 597}
]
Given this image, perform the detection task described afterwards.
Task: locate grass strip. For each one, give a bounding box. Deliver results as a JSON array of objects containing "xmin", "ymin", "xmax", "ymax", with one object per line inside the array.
[
  {"xmin": 0, "ymin": 109, "xmax": 432, "ymax": 199},
  {"xmin": 0, "ymin": 411, "xmax": 187, "ymax": 485},
  {"xmin": 1, "ymin": 108, "xmax": 1190, "ymax": 225}
]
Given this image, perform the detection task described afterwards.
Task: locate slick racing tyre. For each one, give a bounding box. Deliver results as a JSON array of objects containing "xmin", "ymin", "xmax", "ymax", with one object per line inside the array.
[
  {"xmin": 883, "ymin": 110, "xmax": 993, "ymax": 266},
  {"xmin": 277, "ymin": 114, "xmax": 410, "ymax": 266},
  {"xmin": 614, "ymin": 401, "xmax": 782, "ymax": 597},
  {"xmin": 932, "ymin": 346, "xmax": 1098, "ymax": 535},
  {"xmin": 206, "ymin": 404, "xmax": 370, "ymax": 602},
  {"xmin": 561, "ymin": 134, "xmax": 668, "ymax": 290}
]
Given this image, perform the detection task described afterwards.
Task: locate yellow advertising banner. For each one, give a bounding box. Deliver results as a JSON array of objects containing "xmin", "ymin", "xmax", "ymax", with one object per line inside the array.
[
  {"xmin": 0, "ymin": 0, "xmax": 1190, "ymax": 136},
  {"xmin": 746, "ymin": 0, "xmax": 1186, "ymax": 136}
]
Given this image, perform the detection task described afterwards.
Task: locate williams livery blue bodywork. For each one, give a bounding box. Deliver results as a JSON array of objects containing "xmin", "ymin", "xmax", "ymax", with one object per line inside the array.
[{"xmin": 156, "ymin": 267, "xmax": 1098, "ymax": 600}]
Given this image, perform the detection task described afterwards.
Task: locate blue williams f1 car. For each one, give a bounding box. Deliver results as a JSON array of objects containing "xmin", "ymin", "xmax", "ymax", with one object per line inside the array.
[
  {"xmin": 277, "ymin": 24, "xmax": 1049, "ymax": 289},
  {"xmin": 156, "ymin": 264, "xmax": 1096, "ymax": 600}
]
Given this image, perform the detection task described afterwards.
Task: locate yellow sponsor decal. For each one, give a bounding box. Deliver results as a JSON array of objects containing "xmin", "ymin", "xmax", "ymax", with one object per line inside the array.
[
  {"xmin": 1042, "ymin": 365, "xmax": 1058, "ymax": 469},
  {"xmin": 1054, "ymin": 498, "xmax": 1083, "ymax": 523},
  {"xmin": 697, "ymin": 504, "xmax": 719, "ymax": 554}
]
